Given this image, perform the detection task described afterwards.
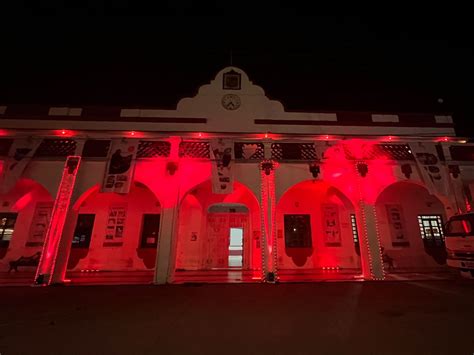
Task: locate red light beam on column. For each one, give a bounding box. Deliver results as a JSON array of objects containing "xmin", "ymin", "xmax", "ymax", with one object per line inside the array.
[{"xmin": 35, "ymin": 156, "xmax": 81, "ymax": 285}]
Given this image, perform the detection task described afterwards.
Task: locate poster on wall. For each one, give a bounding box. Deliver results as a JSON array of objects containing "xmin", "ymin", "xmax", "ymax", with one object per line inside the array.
[
  {"xmin": 385, "ymin": 204, "xmax": 409, "ymax": 246},
  {"xmin": 26, "ymin": 202, "xmax": 53, "ymax": 246},
  {"xmin": 322, "ymin": 204, "xmax": 341, "ymax": 246},
  {"xmin": 105, "ymin": 204, "xmax": 127, "ymax": 243},
  {"xmin": 210, "ymin": 138, "xmax": 234, "ymax": 194},
  {"xmin": 101, "ymin": 139, "xmax": 138, "ymax": 194},
  {"xmin": 0, "ymin": 138, "xmax": 42, "ymax": 194},
  {"xmin": 409, "ymin": 142, "xmax": 449, "ymax": 197}
]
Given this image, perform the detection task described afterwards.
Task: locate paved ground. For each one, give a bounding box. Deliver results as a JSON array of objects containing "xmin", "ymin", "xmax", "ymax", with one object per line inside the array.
[{"xmin": 1, "ymin": 280, "xmax": 474, "ymax": 355}]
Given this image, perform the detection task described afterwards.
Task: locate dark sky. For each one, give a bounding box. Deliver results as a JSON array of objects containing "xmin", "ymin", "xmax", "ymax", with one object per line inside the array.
[{"xmin": 1, "ymin": 4, "xmax": 473, "ymax": 135}]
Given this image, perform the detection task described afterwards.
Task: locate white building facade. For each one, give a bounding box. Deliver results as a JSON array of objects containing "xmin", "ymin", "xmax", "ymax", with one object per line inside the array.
[{"xmin": 0, "ymin": 67, "xmax": 471, "ymax": 285}]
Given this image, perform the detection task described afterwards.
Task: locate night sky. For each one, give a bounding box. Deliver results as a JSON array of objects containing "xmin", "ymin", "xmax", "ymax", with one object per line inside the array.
[{"xmin": 1, "ymin": 4, "xmax": 472, "ymax": 136}]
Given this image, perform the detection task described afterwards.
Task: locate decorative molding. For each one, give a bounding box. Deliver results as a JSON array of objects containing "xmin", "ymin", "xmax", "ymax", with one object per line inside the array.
[
  {"xmin": 372, "ymin": 114, "xmax": 399, "ymax": 123},
  {"xmin": 49, "ymin": 107, "xmax": 83, "ymax": 116},
  {"xmin": 435, "ymin": 115, "xmax": 453, "ymax": 124}
]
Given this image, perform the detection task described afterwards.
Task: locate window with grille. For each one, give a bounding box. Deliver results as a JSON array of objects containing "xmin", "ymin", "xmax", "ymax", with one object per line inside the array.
[
  {"xmin": 350, "ymin": 214, "xmax": 359, "ymax": 243},
  {"xmin": 137, "ymin": 141, "xmax": 171, "ymax": 158},
  {"xmin": 35, "ymin": 139, "xmax": 76, "ymax": 157},
  {"xmin": 351, "ymin": 214, "xmax": 361, "ymax": 255},
  {"xmin": 417, "ymin": 215, "xmax": 444, "ymax": 246},
  {"xmin": 179, "ymin": 141, "xmax": 210, "ymax": 158},
  {"xmin": 379, "ymin": 144, "xmax": 415, "ymax": 160},
  {"xmin": 140, "ymin": 214, "xmax": 160, "ymax": 248},
  {"xmin": 343, "ymin": 144, "xmax": 415, "ymax": 161},
  {"xmin": 82, "ymin": 140, "xmax": 111, "ymax": 158},
  {"xmin": 272, "ymin": 143, "xmax": 317, "ymax": 161},
  {"xmin": 284, "ymin": 214, "xmax": 312, "ymax": 248},
  {"xmin": 72, "ymin": 214, "xmax": 95, "ymax": 248},
  {"xmin": 0, "ymin": 213, "xmax": 18, "ymax": 247},
  {"xmin": 234, "ymin": 142, "xmax": 264, "ymax": 160}
]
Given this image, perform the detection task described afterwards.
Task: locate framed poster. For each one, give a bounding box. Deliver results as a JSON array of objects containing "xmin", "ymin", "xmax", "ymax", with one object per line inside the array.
[
  {"xmin": 322, "ymin": 204, "xmax": 341, "ymax": 246},
  {"xmin": 102, "ymin": 139, "xmax": 138, "ymax": 194},
  {"xmin": 386, "ymin": 204, "xmax": 409, "ymax": 246},
  {"xmin": 26, "ymin": 202, "xmax": 53, "ymax": 246},
  {"xmin": 104, "ymin": 204, "xmax": 127, "ymax": 245}
]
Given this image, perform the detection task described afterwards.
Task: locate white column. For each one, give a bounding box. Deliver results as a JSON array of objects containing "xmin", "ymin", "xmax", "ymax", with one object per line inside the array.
[
  {"xmin": 35, "ymin": 156, "xmax": 81, "ymax": 285},
  {"xmin": 154, "ymin": 137, "xmax": 181, "ymax": 284},
  {"xmin": 354, "ymin": 162, "xmax": 384, "ymax": 281},
  {"xmin": 154, "ymin": 205, "xmax": 179, "ymax": 284},
  {"xmin": 259, "ymin": 173, "xmax": 271, "ymax": 281},
  {"xmin": 356, "ymin": 201, "xmax": 384, "ymax": 280}
]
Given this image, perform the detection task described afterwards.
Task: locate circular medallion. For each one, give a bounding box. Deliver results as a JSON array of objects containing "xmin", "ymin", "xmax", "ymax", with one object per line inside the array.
[{"xmin": 221, "ymin": 94, "xmax": 241, "ymax": 111}]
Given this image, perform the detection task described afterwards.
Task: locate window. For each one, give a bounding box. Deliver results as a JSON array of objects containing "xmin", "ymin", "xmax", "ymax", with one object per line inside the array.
[
  {"xmin": 72, "ymin": 214, "xmax": 95, "ymax": 248},
  {"xmin": 351, "ymin": 214, "xmax": 361, "ymax": 255},
  {"xmin": 350, "ymin": 214, "xmax": 359, "ymax": 243},
  {"xmin": 284, "ymin": 214, "xmax": 312, "ymax": 248},
  {"xmin": 140, "ymin": 214, "xmax": 160, "ymax": 248},
  {"xmin": 417, "ymin": 215, "xmax": 444, "ymax": 246},
  {"xmin": 222, "ymin": 69, "xmax": 241, "ymax": 90},
  {"xmin": 0, "ymin": 213, "xmax": 18, "ymax": 247},
  {"xmin": 445, "ymin": 216, "xmax": 474, "ymax": 236}
]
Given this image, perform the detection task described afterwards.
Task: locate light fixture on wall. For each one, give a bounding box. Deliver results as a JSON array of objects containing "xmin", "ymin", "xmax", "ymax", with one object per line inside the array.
[
  {"xmin": 261, "ymin": 160, "xmax": 274, "ymax": 176},
  {"xmin": 309, "ymin": 163, "xmax": 320, "ymax": 179},
  {"xmin": 401, "ymin": 164, "xmax": 412, "ymax": 179},
  {"xmin": 356, "ymin": 162, "xmax": 368, "ymax": 177},
  {"xmin": 166, "ymin": 161, "xmax": 178, "ymax": 176}
]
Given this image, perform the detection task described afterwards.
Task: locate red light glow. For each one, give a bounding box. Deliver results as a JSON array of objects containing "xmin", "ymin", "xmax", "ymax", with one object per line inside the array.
[
  {"xmin": 36, "ymin": 156, "xmax": 81, "ymax": 285},
  {"xmin": 56, "ymin": 129, "xmax": 74, "ymax": 137},
  {"xmin": 11, "ymin": 192, "xmax": 33, "ymax": 211},
  {"xmin": 323, "ymin": 139, "xmax": 396, "ymax": 204}
]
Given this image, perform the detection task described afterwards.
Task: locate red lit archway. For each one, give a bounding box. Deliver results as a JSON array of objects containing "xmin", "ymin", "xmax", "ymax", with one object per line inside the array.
[
  {"xmin": 174, "ymin": 180, "xmax": 261, "ymax": 282},
  {"xmin": 64, "ymin": 181, "xmax": 161, "ymax": 284},
  {"xmin": 276, "ymin": 180, "xmax": 362, "ymax": 280},
  {"xmin": 375, "ymin": 181, "xmax": 448, "ymax": 272},
  {"xmin": 0, "ymin": 178, "xmax": 53, "ymax": 282}
]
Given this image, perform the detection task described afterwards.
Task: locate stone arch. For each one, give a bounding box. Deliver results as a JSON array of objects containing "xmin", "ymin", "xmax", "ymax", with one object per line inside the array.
[
  {"xmin": 0, "ymin": 178, "xmax": 53, "ymax": 268},
  {"xmin": 276, "ymin": 179, "xmax": 361, "ymax": 272},
  {"xmin": 175, "ymin": 179, "xmax": 261, "ymax": 273},
  {"xmin": 375, "ymin": 181, "xmax": 448, "ymax": 270},
  {"xmin": 64, "ymin": 180, "xmax": 162, "ymax": 276}
]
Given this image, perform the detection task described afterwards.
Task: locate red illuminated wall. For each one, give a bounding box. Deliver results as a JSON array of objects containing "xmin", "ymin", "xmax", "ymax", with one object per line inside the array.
[
  {"xmin": 323, "ymin": 139, "xmax": 397, "ymax": 204},
  {"xmin": 175, "ymin": 180, "xmax": 261, "ymax": 271},
  {"xmin": 64, "ymin": 182, "xmax": 161, "ymax": 271},
  {"xmin": 0, "ymin": 179, "xmax": 53, "ymax": 270},
  {"xmin": 276, "ymin": 180, "xmax": 361, "ymax": 270},
  {"xmin": 375, "ymin": 181, "xmax": 447, "ymax": 270}
]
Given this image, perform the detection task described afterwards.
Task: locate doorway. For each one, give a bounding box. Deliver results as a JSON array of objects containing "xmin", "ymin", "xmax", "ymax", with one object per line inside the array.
[{"xmin": 228, "ymin": 227, "xmax": 243, "ymax": 268}]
